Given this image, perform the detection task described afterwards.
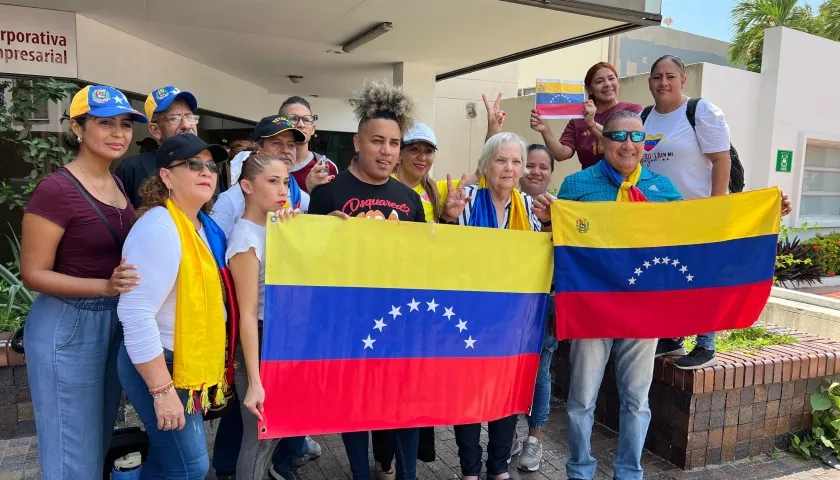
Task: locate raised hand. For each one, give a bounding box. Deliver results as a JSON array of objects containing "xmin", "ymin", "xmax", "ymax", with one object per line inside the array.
[
  {"xmin": 483, "ymin": 93, "xmax": 506, "ymax": 136},
  {"xmin": 441, "ymin": 174, "xmax": 472, "ymax": 222}
]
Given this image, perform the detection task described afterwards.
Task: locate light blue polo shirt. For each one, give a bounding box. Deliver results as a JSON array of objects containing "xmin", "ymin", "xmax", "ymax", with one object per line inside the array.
[{"xmin": 558, "ymin": 160, "xmax": 683, "ymax": 203}]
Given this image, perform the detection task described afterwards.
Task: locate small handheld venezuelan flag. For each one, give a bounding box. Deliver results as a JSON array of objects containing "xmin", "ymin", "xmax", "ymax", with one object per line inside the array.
[
  {"xmin": 258, "ymin": 216, "xmax": 553, "ymax": 438},
  {"xmin": 551, "ymin": 188, "xmax": 781, "ymax": 339},
  {"xmin": 535, "ymin": 78, "xmax": 586, "ymax": 119}
]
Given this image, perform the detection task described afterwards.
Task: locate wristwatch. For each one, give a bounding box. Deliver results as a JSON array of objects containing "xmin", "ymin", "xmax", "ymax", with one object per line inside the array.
[
  {"xmin": 540, "ymin": 219, "xmax": 552, "ymax": 227},
  {"xmin": 438, "ymin": 215, "xmax": 459, "ymax": 225}
]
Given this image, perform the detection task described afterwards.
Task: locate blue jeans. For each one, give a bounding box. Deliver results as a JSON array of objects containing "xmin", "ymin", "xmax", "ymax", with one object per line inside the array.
[
  {"xmin": 528, "ymin": 334, "xmax": 558, "ymax": 429},
  {"xmin": 342, "ymin": 429, "xmax": 419, "ymax": 480},
  {"xmin": 212, "ymin": 395, "xmax": 243, "ymax": 475},
  {"xmin": 566, "ymin": 338, "xmax": 656, "ymax": 480},
  {"xmin": 25, "ymin": 294, "xmax": 123, "ymax": 479},
  {"xmin": 695, "ymin": 333, "xmax": 716, "ymax": 351},
  {"xmin": 117, "ymin": 345, "xmax": 209, "ymax": 479},
  {"xmin": 272, "ymin": 436, "xmax": 308, "ymax": 471}
]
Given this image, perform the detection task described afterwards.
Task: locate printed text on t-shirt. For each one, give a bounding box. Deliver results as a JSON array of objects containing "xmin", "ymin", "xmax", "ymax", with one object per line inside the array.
[{"xmin": 342, "ymin": 197, "xmax": 411, "ymax": 216}]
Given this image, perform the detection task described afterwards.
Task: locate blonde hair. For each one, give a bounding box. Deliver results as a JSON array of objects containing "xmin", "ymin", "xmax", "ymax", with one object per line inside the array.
[{"xmin": 353, "ymin": 80, "xmax": 416, "ymax": 135}]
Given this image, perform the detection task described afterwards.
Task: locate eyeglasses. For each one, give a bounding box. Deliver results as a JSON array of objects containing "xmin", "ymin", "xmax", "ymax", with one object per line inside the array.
[
  {"xmin": 285, "ymin": 114, "xmax": 318, "ymax": 125},
  {"xmin": 603, "ymin": 130, "xmax": 646, "ymax": 143},
  {"xmin": 158, "ymin": 114, "xmax": 200, "ymax": 126},
  {"xmin": 167, "ymin": 159, "xmax": 219, "ymax": 173}
]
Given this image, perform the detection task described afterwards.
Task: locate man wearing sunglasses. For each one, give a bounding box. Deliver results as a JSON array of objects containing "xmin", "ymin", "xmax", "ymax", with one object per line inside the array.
[{"xmin": 116, "ymin": 85, "xmax": 204, "ymax": 208}]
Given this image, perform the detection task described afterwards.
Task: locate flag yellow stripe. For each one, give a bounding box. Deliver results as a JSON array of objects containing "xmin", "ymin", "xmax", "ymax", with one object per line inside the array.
[
  {"xmin": 265, "ymin": 216, "xmax": 553, "ymax": 293},
  {"xmin": 536, "ymin": 81, "xmax": 585, "ymax": 95},
  {"xmin": 551, "ymin": 188, "xmax": 781, "ymax": 248}
]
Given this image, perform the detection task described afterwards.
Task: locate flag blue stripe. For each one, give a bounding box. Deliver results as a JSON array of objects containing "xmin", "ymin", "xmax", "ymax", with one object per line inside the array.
[
  {"xmin": 536, "ymin": 92, "xmax": 586, "ymax": 105},
  {"xmin": 554, "ymin": 234, "xmax": 777, "ymax": 293},
  {"xmin": 262, "ymin": 286, "xmax": 548, "ymax": 361}
]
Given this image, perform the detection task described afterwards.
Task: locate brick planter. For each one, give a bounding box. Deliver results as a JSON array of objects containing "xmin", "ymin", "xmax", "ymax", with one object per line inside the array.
[
  {"xmin": 0, "ymin": 363, "xmax": 33, "ymax": 439},
  {"xmin": 552, "ymin": 325, "xmax": 840, "ymax": 470}
]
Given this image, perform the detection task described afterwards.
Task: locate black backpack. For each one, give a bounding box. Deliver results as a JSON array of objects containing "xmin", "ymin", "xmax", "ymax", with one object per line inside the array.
[{"xmin": 640, "ymin": 98, "xmax": 745, "ymax": 193}]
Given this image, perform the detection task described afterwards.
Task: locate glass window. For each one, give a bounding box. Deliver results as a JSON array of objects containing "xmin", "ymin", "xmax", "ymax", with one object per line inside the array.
[
  {"xmin": 309, "ymin": 131, "xmax": 356, "ymax": 171},
  {"xmin": 800, "ymin": 142, "xmax": 840, "ymax": 225}
]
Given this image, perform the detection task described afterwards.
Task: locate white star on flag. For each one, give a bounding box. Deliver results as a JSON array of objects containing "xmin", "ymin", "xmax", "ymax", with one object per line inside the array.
[
  {"xmin": 426, "ymin": 299, "xmax": 438, "ymax": 312},
  {"xmin": 672, "ymin": 259, "xmax": 680, "ymax": 266},
  {"xmin": 628, "ymin": 277, "xmax": 636, "ymax": 285},
  {"xmin": 456, "ymin": 319, "xmax": 467, "ymax": 332},
  {"xmin": 389, "ymin": 306, "xmax": 401, "ymax": 319},
  {"xmin": 680, "ymin": 266, "xmax": 688, "ymax": 273},
  {"xmin": 407, "ymin": 299, "xmax": 420, "ymax": 311},
  {"xmin": 653, "ymin": 257, "xmax": 660, "ymax": 264},
  {"xmin": 443, "ymin": 307, "xmax": 455, "ymax": 320},
  {"xmin": 686, "ymin": 274, "xmax": 694, "ymax": 282},
  {"xmin": 373, "ymin": 318, "xmax": 387, "ymax": 332},
  {"xmin": 634, "ymin": 268, "xmax": 642, "ymax": 276},
  {"xmin": 464, "ymin": 336, "xmax": 476, "ymax": 349},
  {"xmin": 362, "ymin": 335, "xmax": 376, "ymax": 349},
  {"xmin": 628, "ymin": 258, "xmax": 695, "ymax": 287},
  {"xmin": 643, "ymin": 261, "xmax": 651, "ymax": 268},
  {"xmin": 662, "ymin": 256, "xmax": 670, "ymax": 264}
]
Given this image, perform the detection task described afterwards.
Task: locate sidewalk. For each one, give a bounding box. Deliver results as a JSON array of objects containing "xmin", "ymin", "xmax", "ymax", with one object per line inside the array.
[{"xmin": 2, "ymin": 398, "xmax": 839, "ymax": 479}]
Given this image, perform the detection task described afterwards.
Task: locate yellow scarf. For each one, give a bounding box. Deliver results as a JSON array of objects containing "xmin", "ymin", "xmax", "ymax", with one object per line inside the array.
[
  {"xmin": 478, "ymin": 176, "xmax": 530, "ymax": 231},
  {"xmin": 616, "ymin": 163, "xmax": 643, "ymax": 202},
  {"xmin": 166, "ymin": 199, "xmax": 227, "ymax": 414}
]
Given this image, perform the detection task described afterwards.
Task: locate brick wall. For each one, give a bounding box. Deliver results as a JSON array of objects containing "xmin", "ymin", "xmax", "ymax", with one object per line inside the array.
[{"xmin": 0, "ymin": 365, "xmax": 34, "ymax": 439}]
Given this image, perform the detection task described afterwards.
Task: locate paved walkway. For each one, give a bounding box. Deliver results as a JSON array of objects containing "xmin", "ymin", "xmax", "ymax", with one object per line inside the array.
[{"xmin": 1, "ymin": 399, "xmax": 839, "ymax": 479}]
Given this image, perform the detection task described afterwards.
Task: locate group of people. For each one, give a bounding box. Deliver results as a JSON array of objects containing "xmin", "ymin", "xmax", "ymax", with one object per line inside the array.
[{"xmin": 18, "ymin": 54, "xmax": 791, "ymax": 480}]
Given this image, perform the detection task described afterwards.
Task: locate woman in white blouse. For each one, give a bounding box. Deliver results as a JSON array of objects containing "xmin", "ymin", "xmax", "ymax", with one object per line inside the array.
[
  {"xmin": 226, "ymin": 150, "xmax": 298, "ymax": 479},
  {"xmin": 117, "ymin": 134, "xmax": 231, "ymax": 478}
]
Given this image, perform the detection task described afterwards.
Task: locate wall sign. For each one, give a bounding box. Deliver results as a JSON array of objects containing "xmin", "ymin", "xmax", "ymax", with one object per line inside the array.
[
  {"xmin": 0, "ymin": 4, "xmax": 77, "ymax": 78},
  {"xmin": 776, "ymin": 149, "xmax": 793, "ymax": 173}
]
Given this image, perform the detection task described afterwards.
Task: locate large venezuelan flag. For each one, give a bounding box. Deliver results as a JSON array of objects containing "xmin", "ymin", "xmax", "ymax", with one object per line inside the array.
[
  {"xmin": 258, "ymin": 216, "xmax": 553, "ymax": 438},
  {"xmin": 551, "ymin": 188, "xmax": 781, "ymax": 339},
  {"xmin": 535, "ymin": 78, "xmax": 586, "ymax": 119}
]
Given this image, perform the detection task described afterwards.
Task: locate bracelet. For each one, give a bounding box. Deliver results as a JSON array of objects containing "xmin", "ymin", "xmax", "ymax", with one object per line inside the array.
[
  {"xmin": 438, "ymin": 216, "xmax": 458, "ymax": 225},
  {"xmin": 540, "ymin": 219, "xmax": 552, "ymax": 227},
  {"xmin": 149, "ymin": 381, "xmax": 174, "ymax": 396},
  {"xmin": 151, "ymin": 385, "xmax": 174, "ymax": 399}
]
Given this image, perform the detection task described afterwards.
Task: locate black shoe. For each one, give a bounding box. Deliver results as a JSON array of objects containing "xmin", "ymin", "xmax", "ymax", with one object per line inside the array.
[
  {"xmin": 675, "ymin": 346, "xmax": 717, "ymax": 370},
  {"xmin": 270, "ymin": 466, "xmax": 303, "ymax": 480},
  {"xmin": 655, "ymin": 338, "xmax": 687, "ymax": 357}
]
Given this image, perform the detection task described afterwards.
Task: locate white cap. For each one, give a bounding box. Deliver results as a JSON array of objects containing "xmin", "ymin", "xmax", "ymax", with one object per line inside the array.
[
  {"xmin": 114, "ymin": 452, "xmax": 142, "ymax": 469},
  {"xmin": 402, "ymin": 122, "xmax": 437, "ymax": 150}
]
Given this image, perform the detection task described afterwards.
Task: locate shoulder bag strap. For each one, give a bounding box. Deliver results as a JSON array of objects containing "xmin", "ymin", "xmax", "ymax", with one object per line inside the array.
[{"xmin": 56, "ymin": 169, "xmax": 123, "ymax": 250}]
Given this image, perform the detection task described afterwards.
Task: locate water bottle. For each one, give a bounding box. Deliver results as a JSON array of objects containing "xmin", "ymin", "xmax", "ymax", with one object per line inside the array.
[{"xmin": 112, "ymin": 451, "xmax": 142, "ymax": 479}]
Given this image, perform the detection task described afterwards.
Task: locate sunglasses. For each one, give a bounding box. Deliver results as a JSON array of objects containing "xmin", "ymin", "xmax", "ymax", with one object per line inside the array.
[
  {"xmin": 168, "ymin": 159, "xmax": 219, "ymax": 173},
  {"xmin": 603, "ymin": 130, "xmax": 646, "ymax": 143}
]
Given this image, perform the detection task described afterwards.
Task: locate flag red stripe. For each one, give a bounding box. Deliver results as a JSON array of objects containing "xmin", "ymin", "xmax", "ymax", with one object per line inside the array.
[
  {"xmin": 536, "ymin": 103, "xmax": 584, "ymax": 116},
  {"xmin": 554, "ymin": 280, "xmax": 772, "ymax": 339},
  {"xmin": 258, "ymin": 355, "xmax": 540, "ymax": 438}
]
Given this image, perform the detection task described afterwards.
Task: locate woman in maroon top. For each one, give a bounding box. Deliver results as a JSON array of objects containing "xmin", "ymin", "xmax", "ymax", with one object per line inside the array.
[
  {"xmin": 527, "ymin": 62, "xmax": 643, "ymax": 170},
  {"xmin": 20, "ymin": 85, "xmax": 145, "ymax": 479}
]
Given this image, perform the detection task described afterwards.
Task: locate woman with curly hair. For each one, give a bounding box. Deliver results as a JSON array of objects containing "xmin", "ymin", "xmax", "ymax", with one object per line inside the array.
[
  {"xmin": 116, "ymin": 133, "xmax": 233, "ymax": 477},
  {"xmin": 308, "ymin": 80, "xmax": 426, "ymax": 480}
]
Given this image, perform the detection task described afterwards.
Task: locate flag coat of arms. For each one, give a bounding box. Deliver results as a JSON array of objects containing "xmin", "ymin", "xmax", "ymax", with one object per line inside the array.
[
  {"xmin": 550, "ymin": 188, "xmax": 781, "ymax": 339},
  {"xmin": 535, "ymin": 79, "xmax": 586, "ymax": 119},
  {"xmin": 258, "ymin": 216, "xmax": 553, "ymax": 438}
]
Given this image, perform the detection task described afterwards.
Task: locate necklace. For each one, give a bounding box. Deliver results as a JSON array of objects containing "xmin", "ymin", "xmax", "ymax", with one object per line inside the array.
[{"xmin": 75, "ymin": 163, "xmax": 124, "ymax": 231}]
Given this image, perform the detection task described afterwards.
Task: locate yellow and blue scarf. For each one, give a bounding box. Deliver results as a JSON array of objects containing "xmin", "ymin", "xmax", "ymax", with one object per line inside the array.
[
  {"xmin": 599, "ymin": 160, "xmax": 648, "ymax": 202},
  {"xmin": 166, "ymin": 199, "xmax": 233, "ymax": 414},
  {"xmin": 468, "ymin": 176, "xmax": 531, "ymax": 230}
]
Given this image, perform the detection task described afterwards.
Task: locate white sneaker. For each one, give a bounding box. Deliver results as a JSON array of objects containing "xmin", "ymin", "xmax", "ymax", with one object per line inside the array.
[
  {"xmin": 507, "ymin": 433, "xmax": 522, "ymax": 464},
  {"xmin": 517, "ymin": 436, "xmax": 542, "ymax": 472},
  {"xmin": 375, "ymin": 460, "xmax": 396, "ymax": 480}
]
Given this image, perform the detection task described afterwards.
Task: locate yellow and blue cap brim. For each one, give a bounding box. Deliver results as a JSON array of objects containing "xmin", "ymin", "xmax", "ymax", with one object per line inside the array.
[
  {"xmin": 144, "ymin": 87, "xmax": 198, "ymax": 120},
  {"xmin": 69, "ymin": 86, "xmax": 148, "ymax": 124}
]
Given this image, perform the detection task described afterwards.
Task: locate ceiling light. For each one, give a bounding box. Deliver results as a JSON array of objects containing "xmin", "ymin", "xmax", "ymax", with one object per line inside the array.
[
  {"xmin": 341, "ymin": 22, "xmax": 393, "ymax": 54},
  {"xmin": 288, "ymin": 75, "xmax": 303, "ymax": 84},
  {"xmin": 326, "ymin": 50, "xmax": 344, "ymax": 55}
]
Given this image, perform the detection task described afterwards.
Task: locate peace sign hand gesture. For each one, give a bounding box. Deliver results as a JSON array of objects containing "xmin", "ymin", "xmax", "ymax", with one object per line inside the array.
[
  {"xmin": 482, "ymin": 93, "xmax": 506, "ymax": 137},
  {"xmin": 440, "ymin": 174, "xmax": 472, "ymax": 222}
]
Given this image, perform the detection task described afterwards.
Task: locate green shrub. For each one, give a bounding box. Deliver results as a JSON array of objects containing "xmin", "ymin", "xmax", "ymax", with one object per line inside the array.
[{"xmin": 803, "ymin": 232, "xmax": 840, "ymax": 277}]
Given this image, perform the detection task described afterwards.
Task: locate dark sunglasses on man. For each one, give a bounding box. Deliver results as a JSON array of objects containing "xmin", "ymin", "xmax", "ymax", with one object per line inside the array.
[{"xmin": 603, "ymin": 130, "xmax": 646, "ymax": 143}]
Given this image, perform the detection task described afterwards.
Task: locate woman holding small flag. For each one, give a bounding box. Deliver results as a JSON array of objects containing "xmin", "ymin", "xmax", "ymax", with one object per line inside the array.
[
  {"xmin": 554, "ymin": 110, "xmax": 681, "ymax": 480},
  {"xmin": 116, "ymin": 134, "xmax": 234, "ymax": 477}
]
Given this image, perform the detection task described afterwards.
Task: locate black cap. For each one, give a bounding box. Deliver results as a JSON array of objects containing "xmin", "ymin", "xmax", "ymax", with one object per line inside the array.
[
  {"xmin": 251, "ymin": 115, "xmax": 306, "ymax": 143},
  {"xmin": 155, "ymin": 134, "xmax": 228, "ymax": 169}
]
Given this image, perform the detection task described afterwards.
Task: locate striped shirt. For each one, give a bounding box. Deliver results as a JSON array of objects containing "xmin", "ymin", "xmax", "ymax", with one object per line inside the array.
[{"xmin": 456, "ymin": 184, "xmax": 542, "ymax": 231}]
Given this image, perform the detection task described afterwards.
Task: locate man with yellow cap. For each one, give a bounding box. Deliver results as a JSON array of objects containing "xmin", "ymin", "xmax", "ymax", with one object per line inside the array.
[{"xmin": 115, "ymin": 85, "xmax": 200, "ymax": 207}]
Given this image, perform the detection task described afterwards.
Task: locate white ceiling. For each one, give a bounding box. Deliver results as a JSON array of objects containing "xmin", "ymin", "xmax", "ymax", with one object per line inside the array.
[{"xmin": 3, "ymin": 0, "xmax": 658, "ymax": 98}]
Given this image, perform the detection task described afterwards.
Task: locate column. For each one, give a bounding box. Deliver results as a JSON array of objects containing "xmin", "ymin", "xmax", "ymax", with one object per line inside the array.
[{"xmin": 393, "ymin": 62, "xmax": 437, "ymax": 130}]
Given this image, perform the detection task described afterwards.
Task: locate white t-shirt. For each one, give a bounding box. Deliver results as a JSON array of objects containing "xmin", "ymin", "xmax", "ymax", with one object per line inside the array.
[
  {"xmin": 641, "ymin": 97, "xmax": 731, "ymax": 200},
  {"xmin": 225, "ymin": 218, "xmax": 266, "ymax": 321},
  {"xmin": 117, "ymin": 206, "xmax": 213, "ymax": 364},
  {"xmin": 211, "ymin": 184, "xmax": 309, "ymax": 238}
]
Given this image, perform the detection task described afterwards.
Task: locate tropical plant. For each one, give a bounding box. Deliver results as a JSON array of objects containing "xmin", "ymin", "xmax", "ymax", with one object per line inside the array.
[
  {"xmin": 822, "ymin": 0, "xmax": 840, "ymax": 42},
  {"xmin": 729, "ymin": 0, "xmax": 826, "ymax": 72},
  {"xmin": 0, "ymin": 78, "xmax": 78, "ymax": 210},
  {"xmin": 774, "ymin": 222, "xmax": 824, "ymax": 288},
  {"xmin": 790, "ymin": 382, "xmax": 840, "ymax": 464},
  {"xmin": 802, "ymin": 232, "xmax": 840, "ymax": 277},
  {"xmin": 0, "ymin": 224, "xmax": 34, "ymax": 331}
]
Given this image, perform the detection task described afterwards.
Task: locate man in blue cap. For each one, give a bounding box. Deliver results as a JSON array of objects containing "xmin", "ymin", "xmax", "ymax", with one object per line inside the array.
[{"xmin": 115, "ymin": 85, "xmax": 202, "ymax": 207}]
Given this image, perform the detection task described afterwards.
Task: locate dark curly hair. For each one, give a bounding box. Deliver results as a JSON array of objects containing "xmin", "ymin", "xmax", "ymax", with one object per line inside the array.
[{"xmin": 135, "ymin": 171, "xmax": 213, "ymax": 218}]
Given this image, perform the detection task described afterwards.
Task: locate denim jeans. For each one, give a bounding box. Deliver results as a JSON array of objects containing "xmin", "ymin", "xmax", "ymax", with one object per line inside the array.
[
  {"xmin": 566, "ymin": 338, "xmax": 656, "ymax": 480},
  {"xmin": 528, "ymin": 334, "xmax": 558, "ymax": 429},
  {"xmin": 342, "ymin": 429, "xmax": 419, "ymax": 480},
  {"xmin": 695, "ymin": 333, "xmax": 716, "ymax": 350},
  {"xmin": 272, "ymin": 436, "xmax": 308, "ymax": 472},
  {"xmin": 454, "ymin": 415, "xmax": 518, "ymax": 477},
  {"xmin": 117, "ymin": 344, "xmax": 209, "ymax": 479},
  {"xmin": 25, "ymin": 294, "xmax": 123, "ymax": 479},
  {"xmin": 211, "ymin": 394, "xmax": 243, "ymax": 476}
]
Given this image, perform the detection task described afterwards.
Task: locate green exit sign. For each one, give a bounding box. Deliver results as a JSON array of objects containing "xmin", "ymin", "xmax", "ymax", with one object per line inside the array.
[{"xmin": 776, "ymin": 150, "xmax": 793, "ymax": 173}]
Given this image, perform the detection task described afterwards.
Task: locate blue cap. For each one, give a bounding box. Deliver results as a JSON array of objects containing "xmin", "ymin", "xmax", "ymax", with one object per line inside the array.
[
  {"xmin": 144, "ymin": 86, "xmax": 198, "ymax": 120},
  {"xmin": 69, "ymin": 86, "xmax": 147, "ymax": 123}
]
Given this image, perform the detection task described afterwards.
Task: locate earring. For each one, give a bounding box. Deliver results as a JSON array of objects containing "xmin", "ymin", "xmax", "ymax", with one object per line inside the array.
[{"xmin": 77, "ymin": 136, "xmax": 82, "ymax": 143}]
